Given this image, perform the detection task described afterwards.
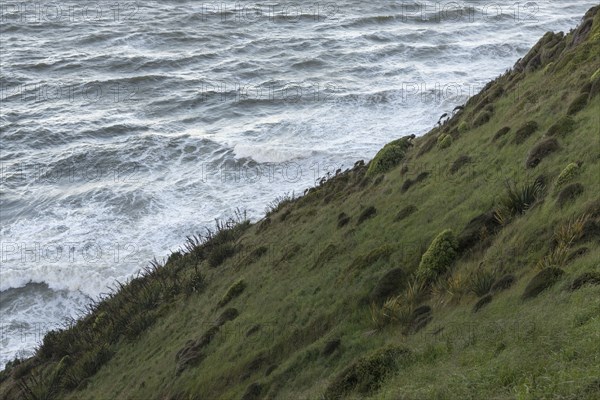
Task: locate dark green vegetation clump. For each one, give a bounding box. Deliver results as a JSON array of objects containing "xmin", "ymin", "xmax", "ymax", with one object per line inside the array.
[
  {"xmin": 570, "ymin": 272, "xmax": 600, "ymax": 291},
  {"xmin": 513, "ymin": 121, "xmax": 539, "ymax": 144},
  {"xmin": 369, "ymin": 268, "xmax": 406, "ymax": 304},
  {"xmin": 457, "ymin": 211, "xmax": 502, "ymax": 253},
  {"xmin": 337, "ymin": 212, "xmax": 350, "ymax": 228},
  {"xmin": 218, "ymin": 280, "xmax": 246, "ymax": 307},
  {"xmin": 492, "ymin": 126, "xmax": 511, "ymax": 141},
  {"xmin": 473, "ymin": 294, "xmax": 493, "ymax": 313},
  {"xmin": 557, "ymin": 182, "xmax": 584, "ymax": 208},
  {"xmin": 394, "ymin": 205, "xmax": 417, "ymax": 221},
  {"xmin": 546, "ymin": 116, "xmax": 575, "ymax": 137},
  {"xmin": 357, "ymin": 206, "xmax": 377, "ymax": 224},
  {"xmin": 522, "ymin": 267, "xmax": 565, "ymax": 300},
  {"xmin": 490, "ymin": 274, "xmax": 516, "ymax": 293},
  {"xmin": 567, "ymin": 92, "xmax": 589, "ymax": 115},
  {"xmin": 449, "ymin": 155, "xmax": 472, "ymax": 174},
  {"xmin": 2, "ymin": 8, "xmax": 600, "ymax": 400},
  {"xmin": 525, "ymin": 138, "xmax": 559, "ymax": 168},
  {"xmin": 322, "ymin": 338, "xmax": 341, "ymax": 356},
  {"xmin": 323, "ymin": 347, "xmax": 410, "ymax": 399}
]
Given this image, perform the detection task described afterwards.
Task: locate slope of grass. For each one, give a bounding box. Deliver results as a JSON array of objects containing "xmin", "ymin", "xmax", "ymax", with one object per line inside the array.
[{"xmin": 1, "ymin": 6, "xmax": 599, "ymax": 400}]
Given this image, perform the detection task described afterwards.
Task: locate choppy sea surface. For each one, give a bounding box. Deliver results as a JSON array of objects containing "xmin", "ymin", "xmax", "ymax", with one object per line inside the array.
[{"xmin": 0, "ymin": 1, "xmax": 595, "ymax": 365}]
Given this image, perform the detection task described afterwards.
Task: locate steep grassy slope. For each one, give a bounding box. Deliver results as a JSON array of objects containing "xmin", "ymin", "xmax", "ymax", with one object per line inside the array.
[{"xmin": 2, "ymin": 6, "xmax": 599, "ymax": 400}]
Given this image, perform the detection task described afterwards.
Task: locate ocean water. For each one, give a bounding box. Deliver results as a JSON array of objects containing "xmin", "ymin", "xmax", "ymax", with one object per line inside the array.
[{"xmin": 0, "ymin": 0, "xmax": 594, "ymax": 366}]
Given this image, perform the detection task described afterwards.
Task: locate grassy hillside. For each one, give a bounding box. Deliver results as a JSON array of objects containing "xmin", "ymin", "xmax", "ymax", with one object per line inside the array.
[{"xmin": 2, "ymin": 6, "xmax": 599, "ymax": 400}]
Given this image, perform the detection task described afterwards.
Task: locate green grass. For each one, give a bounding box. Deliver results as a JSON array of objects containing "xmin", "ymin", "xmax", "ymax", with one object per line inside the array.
[{"xmin": 1, "ymin": 6, "xmax": 599, "ymax": 400}]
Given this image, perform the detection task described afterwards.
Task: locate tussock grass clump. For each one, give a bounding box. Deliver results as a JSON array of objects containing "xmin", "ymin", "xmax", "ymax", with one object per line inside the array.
[
  {"xmin": 417, "ymin": 229, "xmax": 458, "ymax": 283},
  {"xmin": 366, "ymin": 136, "xmax": 413, "ymax": 176},
  {"xmin": 556, "ymin": 182, "xmax": 584, "ymax": 208},
  {"xmin": 369, "ymin": 267, "xmax": 406, "ymax": 305},
  {"xmin": 323, "ymin": 346, "xmax": 410, "ymax": 400},
  {"xmin": 395, "ymin": 205, "xmax": 417, "ymax": 222},
  {"xmin": 472, "ymin": 294, "xmax": 493, "ymax": 313},
  {"xmin": 526, "ymin": 138, "xmax": 559, "ymax": 168},
  {"xmin": 522, "ymin": 267, "xmax": 564, "ymax": 300},
  {"xmin": 322, "ymin": 338, "xmax": 341, "ymax": 356},
  {"xmin": 570, "ymin": 272, "xmax": 600, "ymax": 291},
  {"xmin": 449, "ymin": 155, "xmax": 472, "ymax": 174},
  {"xmin": 312, "ymin": 244, "xmax": 338, "ymax": 270},
  {"xmin": 556, "ymin": 162, "xmax": 581, "ymax": 188},
  {"xmin": 473, "ymin": 111, "xmax": 491, "ymax": 127},
  {"xmin": 513, "ymin": 121, "xmax": 539, "ymax": 144},
  {"xmin": 458, "ymin": 121, "xmax": 469, "ymax": 132},
  {"xmin": 337, "ymin": 212, "xmax": 350, "ymax": 228},
  {"xmin": 457, "ymin": 211, "xmax": 502, "ymax": 253},
  {"xmin": 218, "ymin": 279, "xmax": 246, "ymax": 307},
  {"xmin": 492, "ymin": 126, "xmax": 511, "ymax": 142},
  {"xmin": 357, "ymin": 206, "xmax": 377, "ymax": 224},
  {"xmin": 216, "ymin": 308, "xmax": 239, "ymax": 326},
  {"xmin": 546, "ymin": 115, "xmax": 576, "ymax": 137},
  {"xmin": 241, "ymin": 383, "xmax": 262, "ymax": 400},
  {"xmin": 352, "ymin": 245, "xmax": 394, "ymax": 273},
  {"xmin": 238, "ymin": 246, "xmax": 268, "ymax": 268},
  {"xmin": 400, "ymin": 172, "xmax": 429, "ymax": 193},
  {"xmin": 567, "ymin": 92, "xmax": 589, "ymax": 115},
  {"xmin": 494, "ymin": 180, "xmax": 544, "ymax": 224},
  {"xmin": 490, "ymin": 274, "xmax": 516, "ymax": 293}
]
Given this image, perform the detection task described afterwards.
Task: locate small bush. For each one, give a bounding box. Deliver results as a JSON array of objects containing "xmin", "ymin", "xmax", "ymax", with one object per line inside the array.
[
  {"xmin": 490, "ymin": 274, "xmax": 516, "ymax": 293},
  {"xmin": 417, "ymin": 229, "xmax": 458, "ymax": 283},
  {"xmin": 556, "ymin": 183, "xmax": 584, "ymax": 208},
  {"xmin": 546, "ymin": 116, "xmax": 576, "ymax": 137},
  {"xmin": 218, "ymin": 279, "xmax": 246, "ymax": 307},
  {"xmin": 513, "ymin": 121, "xmax": 539, "ymax": 144},
  {"xmin": 472, "ymin": 294, "xmax": 493, "ymax": 313},
  {"xmin": 473, "ymin": 111, "xmax": 491, "ymax": 127},
  {"xmin": 357, "ymin": 206, "xmax": 377, "ymax": 224},
  {"xmin": 522, "ymin": 267, "xmax": 564, "ymax": 300},
  {"xmin": 208, "ymin": 243, "xmax": 235, "ymax": 268},
  {"xmin": 570, "ymin": 272, "xmax": 600, "ymax": 291},
  {"xmin": 395, "ymin": 205, "xmax": 417, "ymax": 222},
  {"xmin": 323, "ymin": 346, "xmax": 410, "ymax": 399},
  {"xmin": 525, "ymin": 138, "xmax": 559, "ymax": 168},
  {"xmin": 367, "ymin": 137, "xmax": 412, "ymax": 176},
  {"xmin": 458, "ymin": 121, "xmax": 469, "ymax": 132},
  {"xmin": 567, "ymin": 92, "xmax": 589, "ymax": 115},
  {"xmin": 437, "ymin": 134, "xmax": 452, "ymax": 149},
  {"xmin": 556, "ymin": 162, "xmax": 581, "ymax": 188},
  {"xmin": 369, "ymin": 268, "xmax": 406, "ymax": 305},
  {"xmin": 450, "ymin": 155, "xmax": 472, "ymax": 174},
  {"xmin": 492, "ymin": 126, "xmax": 511, "ymax": 142}
]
